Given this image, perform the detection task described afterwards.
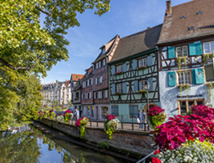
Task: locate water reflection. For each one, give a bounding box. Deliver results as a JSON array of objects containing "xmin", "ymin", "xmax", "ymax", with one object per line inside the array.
[{"xmin": 0, "ymin": 126, "xmax": 128, "ymax": 163}]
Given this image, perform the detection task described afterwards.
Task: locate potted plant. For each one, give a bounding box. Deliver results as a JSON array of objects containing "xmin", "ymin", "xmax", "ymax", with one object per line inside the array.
[
  {"xmin": 203, "ymin": 53, "xmax": 213, "ymax": 63},
  {"xmin": 64, "ymin": 110, "xmax": 73, "ymax": 124},
  {"xmin": 115, "ymin": 71, "xmax": 123, "ymax": 75},
  {"xmin": 104, "ymin": 114, "xmax": 120, "ymax": 139},
  {"xmin": 75, "ymin": 117, "xmax": 89, "ymax": 138},
  {"xmin": 137, "ymin": 89, "xmax": 147, "ymax": 94},
  {"xmin": 137, "ymin": 65, "xmax": 147, "ymax": 70},
  {"xmin": 115, "ymin": 92, "xmax": 123, "ymax": 96}
]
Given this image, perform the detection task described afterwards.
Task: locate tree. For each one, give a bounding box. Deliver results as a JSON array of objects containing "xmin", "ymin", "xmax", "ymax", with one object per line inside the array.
[{"xmin": 0, "ymin": 0, "xmax": 110, "ymax": 130}]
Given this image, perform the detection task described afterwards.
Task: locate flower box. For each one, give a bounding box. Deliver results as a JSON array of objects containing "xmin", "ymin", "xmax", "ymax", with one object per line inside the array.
[
  {"xmin": 115, "ymin": 92, "xmax": 122, "ymax": 96},
  {"xmin": 137, "ymin": 65, "xmax": 147, "ymax": 70},
  {"xmin": 177, "ymin": 83, "xmax": 191, "ymax": 90},
  {"xmin": 137, "ymin": 89, "xmax": 147, "ymax": 94},
  {"xmin": 115, "ymin": 71, "xmax": 123, "ymax": 75}
]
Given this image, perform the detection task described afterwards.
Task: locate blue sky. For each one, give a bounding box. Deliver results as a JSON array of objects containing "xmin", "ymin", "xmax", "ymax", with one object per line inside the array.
[{"xmin": 41, "ymin": 0, "xmax": 191, "ymax": 84}]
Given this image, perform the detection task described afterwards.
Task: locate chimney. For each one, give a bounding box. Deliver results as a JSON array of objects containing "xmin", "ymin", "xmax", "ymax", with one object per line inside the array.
[{"xmin": 166, "ymin": 0, "xmax": 172, "ymax": 16}]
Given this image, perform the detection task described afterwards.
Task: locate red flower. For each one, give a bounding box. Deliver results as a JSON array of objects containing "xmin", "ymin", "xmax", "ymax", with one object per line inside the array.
[
  {"xmin": 107, "ymin": 114, "xmax": 116, "ymax": 120},
  {"xmin": 58, "ymin": 114, "xmax": 62, "ymax": 116},
  {"xmin": 152, "ymin": 157, "xmax": 161, "ymax": 163},
  {"xmin": 154, "ymin": 149, "xmax": 160, "ymax": 155},
  {"xmin": 188, "ymin": 136, "xmax": 194, "ymax": 141},
  {"xmin": 177, "ymin": 107, "xmax": 179, "ymax": 110}
]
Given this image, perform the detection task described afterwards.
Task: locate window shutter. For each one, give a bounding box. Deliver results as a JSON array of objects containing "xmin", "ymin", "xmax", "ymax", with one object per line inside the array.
[
  {"xmin": 134, "ymin": 80, "xmax": 138, "ymax": 92},
  {"xmin": 111, "ymin": 84, "xmax": 116, "ymax": 94},
  {"xmin": 91, "ymin": 78, "xmax": 93, "ymax": 85},
  {"xmin": 193, "ymin": 68, "xmax": 204, "ymax": 84},
  {"xmin": 167, "ymin": 72, "xmax": 176, "ymax": 87},
  {"xmin": 205, "ymin": 65, "xmax": 214, "ymax": 81},
  {"xmin": 100, "ymin": 76, "xmax": 103, "ymax": 83},
  {"xmin": 148, "ymin": 78, "xmax": 153, "ymax": 91},
  {"xmin": 123, "ymin": 82, "xmax": 127, "ymax": 94},
  {"xmin": 95, "ymin": 78, "xmax": 97, "ymax": 84},
  {"xmin": 111, "ymin": 66, "xmax": 115, "ymax": 75},
  {"xmin": 195, "ymin": 42, "xmax": 203, "ymax": 55},
  {"xmin": 189, "ymin": 43, "xmax": 196, "ymax": 56},
  {"xmin": 123, "ymin": 63, "xmax": 127, "ymax": 72},
  {"xmin": 147, "ymin": 55, "xmax": 153, "ymax": 66},
  {"xmin": 132, "ymin": 59, "xmax": 137, "ymax": 70},
  {"xmin": 168, "ymin": 47, "xmax": 175, "ymax": 59}
]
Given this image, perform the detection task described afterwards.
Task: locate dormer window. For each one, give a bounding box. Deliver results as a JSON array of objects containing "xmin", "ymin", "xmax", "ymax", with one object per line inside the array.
[
  {"xmin": 102, "ymin": 59, "xmax": 106, "ymax": 66},
  {"xmin": 196, "ymin": 11, "xmax": 202, "ymax": 15},
  {"xmin": 101, "ymin": 48, "xmax": 105, "ymax": 55}
]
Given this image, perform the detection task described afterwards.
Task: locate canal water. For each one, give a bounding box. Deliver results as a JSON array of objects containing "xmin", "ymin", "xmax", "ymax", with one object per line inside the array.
[{"xmin": 0, "ymin": 125, "xmax": 130, "ymax": 163}]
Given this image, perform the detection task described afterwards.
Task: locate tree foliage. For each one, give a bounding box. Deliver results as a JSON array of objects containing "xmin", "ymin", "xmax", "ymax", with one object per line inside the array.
[{"xmin": 0, "ymin": 0, "xmax": 110, "ymax": 130}]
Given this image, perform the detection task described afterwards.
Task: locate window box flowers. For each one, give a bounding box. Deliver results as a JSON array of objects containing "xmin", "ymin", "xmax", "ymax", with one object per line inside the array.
[
  {"xmin": 115, "ymin": 92, "xmax": 122, "ymax": 96},
  {"xmin": 177, "ymin": 83, "xmax": 191, "ymax": 90},
  {"xmin": 49, "ymin": 109, "xmax": 56, "ymax": 120},
  {"xmin": 203, "ymin": 53, "xmax": 213, "ymax": 63},
  {"xmin": 104, "ymin": 114, "xmax": 120, "ymax": 139},
  {"xmin": 115, "ymin": 71, "xmax": 123, "ymax": 75},
  {"xmin": 137, "ymin": 89, "xmax": 147, "ymax": 94},
  {"xmin": 137, "ymin": 65, "xmax": 147, "ymax": 70},
  {"xmin": 64, "ymin": 110, "xmax": 73, "ymax": 124},
  {"xmin": 75, "ymin": 117, "xmax": 89, "ymax": 138},
  {"xmin": 147, "ymin": 106, "xmax": 166, "ymax": 130}
]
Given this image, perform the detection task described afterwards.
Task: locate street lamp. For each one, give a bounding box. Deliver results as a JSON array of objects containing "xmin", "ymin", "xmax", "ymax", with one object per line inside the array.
[{"xmin": 144, "ymin": 81, "xmax": 151, "ymax": 112}]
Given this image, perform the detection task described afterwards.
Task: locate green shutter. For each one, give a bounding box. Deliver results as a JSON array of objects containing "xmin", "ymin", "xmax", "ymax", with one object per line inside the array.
[
  {"xmin": 111, "ymin": 84, "xmax": 116, "ymax": 94},
  {"xmin": 195, "ymin": 42, "xmax": 203, "ymax": 55},
  {"xmin": 123, "ymin": 82, "xmax": 127, "ymax": 93},
  {"xmin": 189, "ymin": 43, "xmax": 196, "ymax": 56},
  {"xmin": 168, "ymin": 72, "xmax": 176, "ymax": 87},
  {"xmin": 193, "ymin": 68, "xmax": 204, "ymax": 84},
  {"xmin": 132, "ymin": 59, "xmax": 137, "ymax": 69},
  {"xmin": 189, "ymin": 42, "xmax": 203, "ymax": 56},
  {"xmin": 134, "ymin": 80, "xmax": 138, "ymax": 92},
  {"xmin": 168, "ymin": 47, "xmax": 175, "ymax": 59}
]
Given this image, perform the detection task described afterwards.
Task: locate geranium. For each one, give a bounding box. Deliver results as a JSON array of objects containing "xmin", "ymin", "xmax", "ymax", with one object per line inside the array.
[
  {"xmin": 64, "ymin": 110, "xmax": 73, "ymax": 124},
  {"xmin": 147, "ymin": 106, "xmax": 166, "ymax": 130},
  {"xmin": 75, "ymin": 117, "xmax": 89, "ymax": 138},
  {"xmin": 154, "ymin": 114, "xmax": 214, "ymax": 150},
  {"xmin": 49, "ymin": 110, "xmax": 56, "ymax": 120},
  {"xmin": 152, "ymin": 157, "xmax": 161, "ymax": 163},
  {"xmin": 43, "ymin": 111, "xmax": 48, "ymax": 118},
  {"xmin": 156, "ymin": 139, "xmax": 214, "ymax": 163},
  {"xmin": 56, "ymin": 114, "xmax": 64, "ymax": 123},
  {"xmin": 104, "ymin": 114, "xmax": 120, "ymax": 139}
]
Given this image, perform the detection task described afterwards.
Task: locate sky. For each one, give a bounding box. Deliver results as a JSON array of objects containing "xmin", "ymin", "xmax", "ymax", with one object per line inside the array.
[{"xmin": 40, "ymin": 0, "xmax": 191, "ymax": 84}]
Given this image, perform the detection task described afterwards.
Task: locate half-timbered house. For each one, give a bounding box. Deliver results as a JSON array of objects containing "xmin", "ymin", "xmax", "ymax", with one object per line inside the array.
[
  {"xmin": 108, "ymin": 25, "xmax": 162, "ymax": 122},
  {"xmin": 157, "ymin": 0, "xmax": 214, "ymax": 118}
]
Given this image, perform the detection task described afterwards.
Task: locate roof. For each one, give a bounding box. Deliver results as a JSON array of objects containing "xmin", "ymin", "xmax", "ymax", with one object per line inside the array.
[
  {"xmin": 158, "ymin": 0, "xmax": 214, "ymax": 45},
  {"xmin": 92, "ymin": 35, "xmax": 120, "ymax": 64},
  {"xmin": 109, "ymin": 24, "xmax": 162, "ymax": 63},
  {"xmin": 71, "ymin": 74, "xmax": 84, "ymax": 81}
]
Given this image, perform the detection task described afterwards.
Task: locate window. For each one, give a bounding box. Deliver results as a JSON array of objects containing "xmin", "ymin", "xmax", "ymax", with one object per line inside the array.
[
  {"xmin": 138, "ymin": 58, "xmax": 147, "ymax": 67},
  {"xmin": 116, "ymin": 83, "xmax": 123, "ymax": 93},
  {"xmin": 96, "ymin": 63, "xmax": 98, "ymax": 69},
  {"xmin": 176, "ymin": 46, "xmax": 188, "ymax": 57},
  {"xmin": 116, "ymin": 65, "xmax": 123, "ymax": 72},
  {"xmin": 91, "ymin": 108, "xmax": 94, "ymax": 117},
  {"xmin": 104, "ymin": 90, "xmax": 108, "ymax": 98},
  {"xmin": 111, "ymin": 105, "xmax": 119, "ymax": 116},
  {"xmin": 139, "ymin": 80, "xmax": 147, "ymax": 90},
  {"xmin": 98, "ymin": 91, "xmax": 102, "ymax": 99},
  {"xmin": 178, "ymin": 99, "xmax": 204, "ymax": 114},
  {"xmin": 94, "ymin": 92, "xmax": 97, "ymax": 99},
  {"xmin": 99, "ymin": 61, "xmax": 101, "ymax": 68},
  {"xmin": 203, "ymin": 41, "xmax": 214, "ymax": 54},
  {"xmin": 205, "ymin": 65, "xmax": 214, "ymax": 82},
  {"xmin": 129, "ymin": 105, "xmax": 138, "ymax": 118},
  {"xmin": 102, "ymin": 107, "xmax": 108, "ymax": 118},
  {"xmin": 88, "ymin": 92, "xmax": 91, "ymax": 99},
  {"xmin": 178, "ymin": 71, "xmax": 192, "ymax": 85},
  {"xmin": 97, "ymin": 76, "xmax": 102, "ymax": 84},
  {"xmin": 76, "ymin": 92, "xmax": 79, "ymax": 98}
]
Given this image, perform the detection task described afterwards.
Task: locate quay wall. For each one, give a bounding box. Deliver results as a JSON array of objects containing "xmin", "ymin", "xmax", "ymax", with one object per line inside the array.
[{"xmin": 37, "ymin": 119, "xmax": 155, "ymax": 156}]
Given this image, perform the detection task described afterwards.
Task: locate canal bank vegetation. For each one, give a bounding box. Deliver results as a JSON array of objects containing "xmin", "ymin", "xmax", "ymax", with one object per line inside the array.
[{"xmin": 0, "ymin": 0, "xmax": 110, "ymax": 131}]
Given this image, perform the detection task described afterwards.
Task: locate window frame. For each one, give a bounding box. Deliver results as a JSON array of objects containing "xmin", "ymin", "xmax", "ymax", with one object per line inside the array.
[
  {"xmin": 138, "ymin": 58, "xmax": 147, "ymax": 67},
  {"xmin": 116, "ymin": 83, "xmax": 123, "ymax": 93},
  {"xmin": 203, "ymin": 41, "xmax": 214, "ymax": 54},
  {"xmin": 177, "ymin": 70, "xmax": 192, "ymax": 85},
  {"xmin": 116, "ymin": 64, "xmax": 123, "ymax": 73},
  {"xmin": 175, "ymin": 45, "xmax": 188, "ymax": 57},
  {"xmin": 129, "ymin": 105, "xmax": 138, "ymax": 118}
]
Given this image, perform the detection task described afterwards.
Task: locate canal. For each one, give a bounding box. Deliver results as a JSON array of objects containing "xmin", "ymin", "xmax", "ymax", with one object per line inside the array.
[{"xmin": 0, "ymin": 124, "xmax": 131, "ymax": 163}]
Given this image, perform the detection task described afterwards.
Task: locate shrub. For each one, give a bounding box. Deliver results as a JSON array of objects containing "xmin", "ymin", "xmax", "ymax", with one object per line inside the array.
[{"xmin": 147, "ymin": 106, "xmax": 166, "ymax": 130}]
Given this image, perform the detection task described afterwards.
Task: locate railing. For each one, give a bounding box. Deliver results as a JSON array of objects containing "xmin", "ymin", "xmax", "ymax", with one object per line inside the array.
[{"xmin": 136, "ymin": 151, "xmax": 155, "ymax": 163}]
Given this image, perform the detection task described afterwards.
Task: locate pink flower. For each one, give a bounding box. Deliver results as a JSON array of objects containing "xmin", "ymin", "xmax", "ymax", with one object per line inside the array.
[
  {"xmin": 152, "ymin": 157, "xmax": 161, "ymax": 163},
  {"xmin": 107, "ymin": 114, "xmax": 116, "ymax": 120}
]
